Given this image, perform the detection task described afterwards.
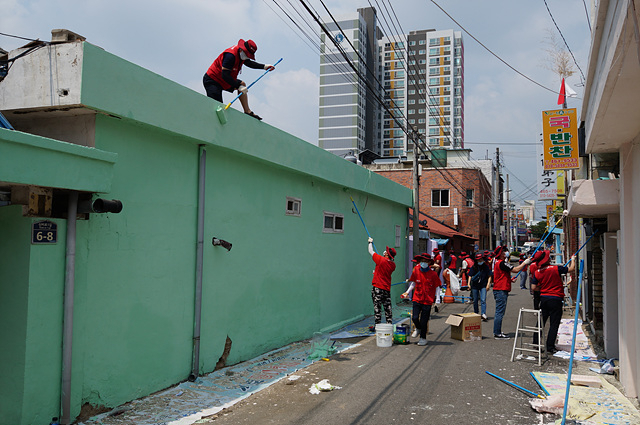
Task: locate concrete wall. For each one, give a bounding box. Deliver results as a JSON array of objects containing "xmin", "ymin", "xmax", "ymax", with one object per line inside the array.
[
  {"xmin": 618, "ymin": 140, "xmax": 640, "ymax": 397},
  {"xmin": 0, "ymin": 207, "xmax": 67, "ymax": 424},
  {"xmin": 0, "ymin": 41, "xmax": 412, "ymax": 423}
]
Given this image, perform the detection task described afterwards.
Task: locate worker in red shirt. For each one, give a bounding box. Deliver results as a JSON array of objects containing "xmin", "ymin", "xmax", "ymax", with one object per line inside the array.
[
  {"xmin": 492, "ymin": 245, "xmax": 531, "ymax": 339},
  {"xmin": 402, "ymin": 253, "xmax": 441, "ymax": 346},
  {"xmin": 530, "ymin": 250, "xmax": 576, "ymax": 354},
  {"xmin": 368, "ymin": 237, "xmax": 396, "ymax": 327},
  {"xmin": 203, "ymin": 39, "xmax": 275, "ymax": 120}
]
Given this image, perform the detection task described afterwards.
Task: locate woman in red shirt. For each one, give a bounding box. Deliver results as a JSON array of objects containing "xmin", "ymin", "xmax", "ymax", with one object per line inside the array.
[
  {"xmin": 530, "ymin": 250, "xmax": 575, "ymax": 354},
  {"xmin": 402, "ymin": 254, "xmax": 441, "ymax": 346}
]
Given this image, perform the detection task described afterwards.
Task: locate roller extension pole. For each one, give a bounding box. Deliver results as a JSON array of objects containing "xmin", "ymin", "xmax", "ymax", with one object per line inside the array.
[
  {"xmin": 563, "ymin": 230, "xmax": 598, "ymax": 267},
  {"xmin": 486, "ymin": 371, "xmax": 544, "ymax": 399},
  {"xmin": 514, "ymin": 210, "xmax": 567, "ymax": 280},
  {"xmin": 224, "ymin": 58, "xmax": 283, "ymax": 110},
  {"xmin": 561, "ymin": 259, "xmax": 585, "ymax": 425},
  {"xmin": 350, "ymin": 196, "xmax": 377, "ymax": 253}
]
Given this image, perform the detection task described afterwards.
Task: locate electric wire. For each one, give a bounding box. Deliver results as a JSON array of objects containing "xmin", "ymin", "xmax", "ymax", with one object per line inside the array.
[{"xmin": 542, "ymin": 0, "xmax": 587, "ymax": 81}]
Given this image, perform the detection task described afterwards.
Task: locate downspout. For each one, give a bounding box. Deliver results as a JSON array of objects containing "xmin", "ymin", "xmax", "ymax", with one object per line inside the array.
[
  {"xmin": 61, "ymin": 191, "xmax": 78, "ymax": 425},
  {"xmin": 190, "ymin": 145, "xmax": 206, "ymax": 381}
]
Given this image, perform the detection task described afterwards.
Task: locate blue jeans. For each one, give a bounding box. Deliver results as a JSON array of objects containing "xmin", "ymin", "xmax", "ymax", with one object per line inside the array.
[
  {"xmin": 471, "ymin": 287, "xmax": 487, "ymax": 316},
  {"xmin": 493, "ymin": 290, "xmax": 509, "ymax": 335},
  {"xmin": 519, "ymin": 270, "xmax": 528, "ymax": 289}
]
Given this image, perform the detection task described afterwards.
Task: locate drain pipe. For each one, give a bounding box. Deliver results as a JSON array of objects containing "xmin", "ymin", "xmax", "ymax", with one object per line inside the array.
[
  {"xmin": 61, "ymin": 191, "xmax": 78, "ymax": 424},
  {"xmin": 190, "ymin": 145, "xmax": 206, "ymax": 381}
]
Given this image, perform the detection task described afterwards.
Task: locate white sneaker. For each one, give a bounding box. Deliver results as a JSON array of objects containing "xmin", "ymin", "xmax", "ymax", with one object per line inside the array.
[
  {"xmin": 411, "ymin": 329, "xmax": 420, "ymax": 338},
  {"xmin": 482, "ymin": 314, "xmax": 487, "ymax": 321},
  {"xmin": 417, "ymin": 338, "xmax": 427, "ymax": 346}
]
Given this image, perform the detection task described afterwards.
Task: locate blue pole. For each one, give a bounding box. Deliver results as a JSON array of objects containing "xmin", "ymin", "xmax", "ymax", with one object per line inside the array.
[
  {"xmin": 224, "ymin": 58, "xmax": 283, "ymax": 110},
  {"xmin": 485, "ymin": 371, "xmax": 544, "ymax": 398},
  {"xmin": 563, "ymin": 230, "xmax": 598, "ymax": 267},
  {"xmin": 350, "ymin": 196, "xmax": 377, "ymax": 253},
  {"xmin": 561, "ymin": 259, "xmax": 584, "ymax": 425},
  {"xmin": 514, "ymin": 213, "xmax": 565, "ymax": 280}
]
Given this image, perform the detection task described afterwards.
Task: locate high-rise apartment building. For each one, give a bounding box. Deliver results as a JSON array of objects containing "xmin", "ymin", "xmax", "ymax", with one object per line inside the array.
[
  {"xmin": 318, "ymin": 8, "xmax": 380, "ymax": 157},
  {"xmin": 319, "ymin": 8, "xmax": 464, "ymax": 159}
]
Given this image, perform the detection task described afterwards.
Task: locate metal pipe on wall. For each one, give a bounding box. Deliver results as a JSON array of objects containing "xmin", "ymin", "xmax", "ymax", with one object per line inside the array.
[
  {"xmin": 190, "ymin": 145, "xmax": 206, "ymax": 381},
  {"xmin": 61, "ymin": 191, "xmax": 78, "ymax": 424}
]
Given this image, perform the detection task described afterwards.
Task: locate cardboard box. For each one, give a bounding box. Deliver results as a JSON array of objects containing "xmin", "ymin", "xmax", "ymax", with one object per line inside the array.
[{"xmin": 445, "ymin": 313, "xmax": 482, "ymax": 341}]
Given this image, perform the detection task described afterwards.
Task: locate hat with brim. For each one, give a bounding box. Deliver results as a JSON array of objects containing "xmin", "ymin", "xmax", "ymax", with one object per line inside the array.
[
  {"xmin": 238, "ymin": 39, "xmax": 257, "ymax": 60},
  {"xmin": 386, "ymin": 246, "xmax": 396, "ymax": 258},
  {"xmin": 493, "ymin": 245, "xmax": 506, "ymax": 258},
  {"xmin": 413, "ymin": 254, "xmax": 431, "ymax": 263},
  {"xmin": 532, "ymin": 250, "xmax": 550, "ymax": 265}
]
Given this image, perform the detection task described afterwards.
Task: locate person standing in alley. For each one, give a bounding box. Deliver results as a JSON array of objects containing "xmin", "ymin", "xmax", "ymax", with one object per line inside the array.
[
  {"xmin": 518, "ymin": 253, "xmax": 529, "ymax": 289},
  {"xmin": 402, "ymin": 253, "xmax": 441, "ymax": 346},
  {"xmin": 530, "ymin": 250, "xmax": 575, "ymax": 354},
  {"xmin": 491, "ymin": 245, "xmax": 531, "ymax": 339},
  {"xmin": 368, "ymin": 237, "xmax": 396, "ymax": 327},
  {"xmin": 203, "ymin": 39, "xmax": 275, "ymax": 120},
  {"xmin": 468, "ymin": 253, "xmax": 492, "ymax": 321}
]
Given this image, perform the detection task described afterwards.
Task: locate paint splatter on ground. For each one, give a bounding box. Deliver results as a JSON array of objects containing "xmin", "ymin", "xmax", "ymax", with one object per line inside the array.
[{"xmin": 78, "ymin": 309, "xmax": 417, "ymax": 425}]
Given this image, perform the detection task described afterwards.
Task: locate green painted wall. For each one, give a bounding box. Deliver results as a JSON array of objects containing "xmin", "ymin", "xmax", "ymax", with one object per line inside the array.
[
  {"xmin": 0, "ymin": 41, "xmax": 412, "ymax": 423},
  {"xmin": 0, "ymin": 207, "xmax": 67, "ymax": 424}
]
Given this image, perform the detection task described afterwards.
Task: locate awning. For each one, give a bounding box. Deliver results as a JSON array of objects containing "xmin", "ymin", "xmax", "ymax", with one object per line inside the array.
[
  {"xmin": 410, "ymin": 212, "xmax": 477, "ymax": 240},
  {"xmin": 567, "ymin": 178, "xmax": 619, "ymax": 217}
]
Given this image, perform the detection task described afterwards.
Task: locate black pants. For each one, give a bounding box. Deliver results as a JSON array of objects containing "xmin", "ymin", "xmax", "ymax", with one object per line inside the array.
[
  {"xmin": 203, "ymin": 73, "xmax": 224, "ymax": 102},
  {"xmin": 412, "ymin": 302, "xmax": 432, "ymax": 339},
  {"xmin": 540, "ymin": 296, "xmax": 563, "ymax": 351}
]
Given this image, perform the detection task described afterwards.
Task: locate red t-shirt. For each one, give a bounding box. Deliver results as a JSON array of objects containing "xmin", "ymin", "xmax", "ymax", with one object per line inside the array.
[
  {"xmin": 493, "ymin": 259, "xmax": 513, "ymax": 292},
  {"xmin": 408, "ymin": 267, "xmax": 441, "ymax": 305},
  {"xmin": 372, "ymin": 252, "xmax": 396, "ymax": 291}
]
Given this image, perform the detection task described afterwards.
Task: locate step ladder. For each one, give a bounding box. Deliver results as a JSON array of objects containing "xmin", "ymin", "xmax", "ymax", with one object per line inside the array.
[{"xmin": 510, "ymin": 308, "xmax": 545, "ymax": 366}]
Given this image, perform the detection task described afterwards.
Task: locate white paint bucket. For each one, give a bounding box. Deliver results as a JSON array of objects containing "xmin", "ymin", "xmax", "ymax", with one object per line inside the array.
[{"xmin": 375, "ymin": 323, "xmax": 393, "ymax": 347}]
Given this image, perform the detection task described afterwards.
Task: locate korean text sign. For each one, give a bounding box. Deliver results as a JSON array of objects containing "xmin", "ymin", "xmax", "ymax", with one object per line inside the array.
[{"xmin": 542, "ymin": 108, "xmax": 579, "ymax": 170}]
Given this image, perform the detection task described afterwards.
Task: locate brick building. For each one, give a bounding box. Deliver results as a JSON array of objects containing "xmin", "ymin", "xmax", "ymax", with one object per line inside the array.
[{"xmin": 367, "ymin": 156, "xmax": 492, "ymax": 253}]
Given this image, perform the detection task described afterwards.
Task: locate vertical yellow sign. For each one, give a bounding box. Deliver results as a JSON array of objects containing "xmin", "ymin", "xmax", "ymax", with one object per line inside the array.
[{"xmin": 542, "ymin": 108, "xmax": 579, "ymax": 170}]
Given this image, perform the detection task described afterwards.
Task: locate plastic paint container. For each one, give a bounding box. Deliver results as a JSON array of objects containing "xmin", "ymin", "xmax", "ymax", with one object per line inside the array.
[
  {"xmin": 375, "ymin": 323, "xmax": 393, "ymax": 347},
  {"xmin": 393, "ymin": 324, "xmax": 409, "ymax": 344}
]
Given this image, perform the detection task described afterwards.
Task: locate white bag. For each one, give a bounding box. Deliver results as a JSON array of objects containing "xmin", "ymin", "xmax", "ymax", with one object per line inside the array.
[{"xmin": 447, "ymin": 269, "xmax": 460, "ymax": 295}]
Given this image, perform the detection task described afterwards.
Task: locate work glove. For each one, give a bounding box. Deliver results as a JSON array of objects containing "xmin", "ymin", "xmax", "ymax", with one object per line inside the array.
[
  {"xmin": 264, "ymin": 64, "xmax": 275, "ymax": 71},
  {"xmin": 523, "ymin": 258, "xmax": 532, "ymax": 265},
  {"xmin": 238, "ymin": 85, "xmax": 248, "ymax": 95},
  {"xmin": 368, "ymin": 237, "xmax": 373, "ymax": 243}
]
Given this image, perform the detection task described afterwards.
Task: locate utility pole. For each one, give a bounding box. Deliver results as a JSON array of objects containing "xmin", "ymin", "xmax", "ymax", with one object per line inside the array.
[
  {"xmin": 494, "ymin": 148, "xmax": 500, "ymax": 248},
  {"xmin": 506, "ymin": 174, "xmax": 511, "ymax": 251},
  {"xmin": 412, "ymin": 134, "xmax": 420, "ymax": 258}
]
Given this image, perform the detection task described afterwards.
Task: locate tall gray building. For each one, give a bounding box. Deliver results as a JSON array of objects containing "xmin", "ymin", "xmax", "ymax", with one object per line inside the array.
[
  {"xmin": 318, "ymin": 8, "xmax": 380, "ymax": 158},
  {"xmin": 319, "ymin": 8, "xmax": 464, "ymax": 159}
]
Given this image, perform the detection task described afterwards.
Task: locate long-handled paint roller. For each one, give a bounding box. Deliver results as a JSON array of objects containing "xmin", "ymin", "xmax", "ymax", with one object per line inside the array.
[
  {"xmin": 561, "ymin": 259, "xmax": 585, "ymax": 425},
  {"xmin": 215, "ymin": 58, "xmax": 283, "ymax": 124},
  {"xmin": 486, "ymin": 371, "xmax": 545, "ymax": 399},
  {"xmin": 224, "ymin": 57, "xmax": 283, "ymax": 110},
  {"xmin": 350, "ymin": 196, "xmax": 377, "ymax": 253},
  {"xmin": 513, "ymin": 209, "xmax": 568, "ymax": 280},
  {"xmin": 563, "ymin": 229, "xmax": 599, "ymax": 267}
]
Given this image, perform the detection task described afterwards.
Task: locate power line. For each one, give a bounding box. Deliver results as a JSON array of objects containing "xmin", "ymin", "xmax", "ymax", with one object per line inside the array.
[
  {"xmin": 542, "ymin": 0, "xmax": 586, "ymax": 82},
  {"xmin": 429, "ymin": 0, "xmax": 560, "ymax": 96}
]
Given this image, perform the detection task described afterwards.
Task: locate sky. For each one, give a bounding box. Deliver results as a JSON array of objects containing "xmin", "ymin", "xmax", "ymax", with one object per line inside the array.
[{"xmin": 1, "ymin": 0, "xmax": 593, "ymax": 218}]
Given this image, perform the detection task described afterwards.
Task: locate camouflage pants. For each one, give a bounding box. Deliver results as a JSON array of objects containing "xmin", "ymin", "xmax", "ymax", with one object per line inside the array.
[{"xmin": 371, "ymin": 286, "xmax": 393, "ymax": 324}]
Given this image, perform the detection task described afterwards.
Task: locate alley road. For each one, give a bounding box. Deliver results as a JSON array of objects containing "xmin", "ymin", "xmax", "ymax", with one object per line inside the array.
[{"xmin": 198, "ymin": 288, "xmax": 572, "ymax": 424}]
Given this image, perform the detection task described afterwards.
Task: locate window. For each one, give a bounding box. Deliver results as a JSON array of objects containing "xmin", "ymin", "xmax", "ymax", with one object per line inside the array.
[
  {"xmin": 323, "ymin": 211, "xmax": 344, "ymax": 233},
  {"xmin": 395, "ymin": 225, "xmax": 402, "ymax": 247},
  {"xmin": 465, "ymin": 189, "xmax": 474, "ymax": 207},
  {"xmin": 286, "ymin": 197, "xmax": 301, "ymax": 216},
  {"xmin": 432, "ymin": 189, "xmax": 450, "ymax": 207}
]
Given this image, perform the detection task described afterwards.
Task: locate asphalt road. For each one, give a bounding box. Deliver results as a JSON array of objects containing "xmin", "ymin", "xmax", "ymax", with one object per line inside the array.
[{"xmin": 199, "ymin": 288, "xmax": 575, "ymax": 425}]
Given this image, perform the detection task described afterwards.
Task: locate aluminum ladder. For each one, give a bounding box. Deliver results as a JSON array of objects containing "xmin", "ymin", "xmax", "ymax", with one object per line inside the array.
[{"xmin": 510, "ymin": 308, "xmax": 545, "ymax": 366}]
